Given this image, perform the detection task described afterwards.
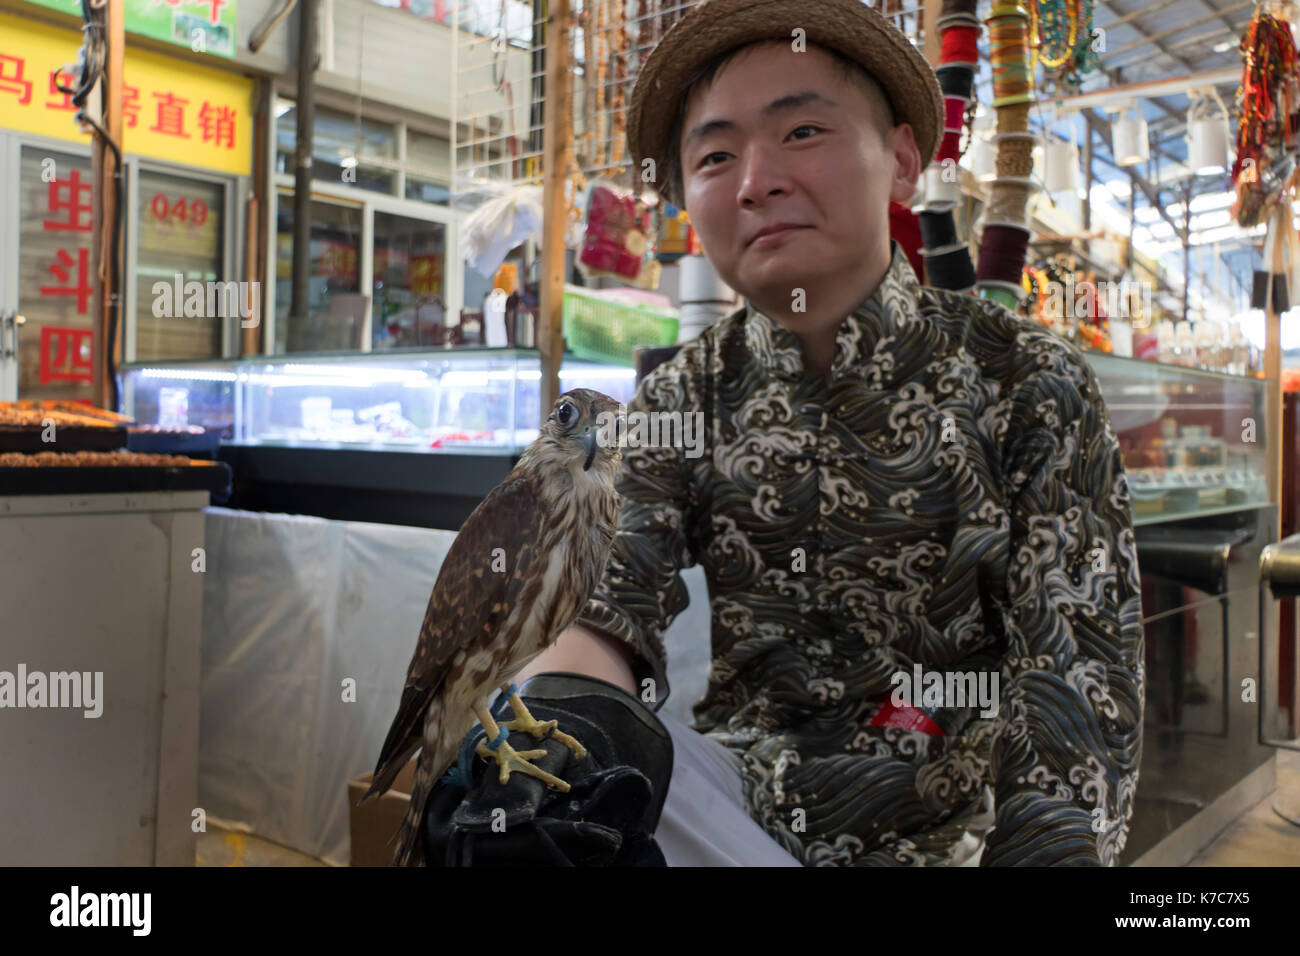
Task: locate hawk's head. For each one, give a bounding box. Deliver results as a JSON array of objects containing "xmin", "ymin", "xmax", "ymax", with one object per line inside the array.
[{"xmin": 539, "ymin": 388, "xmax": 624, "ymax": 473}]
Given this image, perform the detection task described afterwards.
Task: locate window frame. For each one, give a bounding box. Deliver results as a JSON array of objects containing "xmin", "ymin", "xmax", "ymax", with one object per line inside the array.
[{"xmin": 264, "ymin": 84, "xmax": 461, "ymax": 355}]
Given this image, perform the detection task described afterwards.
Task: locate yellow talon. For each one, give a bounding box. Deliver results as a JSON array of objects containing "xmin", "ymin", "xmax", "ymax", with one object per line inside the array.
[
  {"xmin": 475, "ymin": 737, "xmax": 571, "ymax": 791},
  {"xmin": 499, "ymin": 685, "xmax": 589, "ymax": 761}
]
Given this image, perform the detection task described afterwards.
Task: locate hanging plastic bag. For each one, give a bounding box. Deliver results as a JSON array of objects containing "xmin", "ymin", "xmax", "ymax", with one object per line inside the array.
[
  {"xmin": 577, "ymin": 179, "xmax": 662, "ymax": 290},
  {"xmin": 461, "ymin": 184, "xmax": 544, "ymax": 280}
]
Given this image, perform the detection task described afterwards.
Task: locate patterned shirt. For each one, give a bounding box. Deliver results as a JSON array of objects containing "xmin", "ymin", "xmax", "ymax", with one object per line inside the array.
[{"xmin": 577, "ymin": 239, "xmax": 1145, "ymax": 866}]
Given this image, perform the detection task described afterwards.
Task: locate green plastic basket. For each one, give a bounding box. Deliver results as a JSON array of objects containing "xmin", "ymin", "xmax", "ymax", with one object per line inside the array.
[{"xmin": 562, "ymin": 285, "xmax": 679, "ymax": 367}]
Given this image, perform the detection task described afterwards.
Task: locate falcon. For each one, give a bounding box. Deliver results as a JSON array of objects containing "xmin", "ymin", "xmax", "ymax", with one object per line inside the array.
[{"xmin": 365, "ymin": 388, "xmax": 625, "ymax": 866}]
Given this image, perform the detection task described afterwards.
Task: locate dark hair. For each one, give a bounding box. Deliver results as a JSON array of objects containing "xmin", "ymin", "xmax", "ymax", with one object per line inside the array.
[{"xmin": 657, "ymin": 40, "xmax": 897, "ymax": 209}]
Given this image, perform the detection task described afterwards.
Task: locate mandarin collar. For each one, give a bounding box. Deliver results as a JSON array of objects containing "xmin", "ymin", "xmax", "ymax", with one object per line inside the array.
[{"xmin": 742, "ymin": 239, "xmax": 922, "ymax": 383}]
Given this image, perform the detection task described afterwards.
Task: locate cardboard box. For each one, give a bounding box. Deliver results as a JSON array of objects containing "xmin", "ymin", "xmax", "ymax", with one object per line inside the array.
[{"xmin": 347, "ymin": 758, "xmax": 417, "ymax": 867}]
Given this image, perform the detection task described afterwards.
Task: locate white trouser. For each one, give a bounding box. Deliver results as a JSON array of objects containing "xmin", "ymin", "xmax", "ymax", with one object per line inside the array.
[{"xmin": 652, "ymin": 711, "xmax": 996, "ymax": 867}]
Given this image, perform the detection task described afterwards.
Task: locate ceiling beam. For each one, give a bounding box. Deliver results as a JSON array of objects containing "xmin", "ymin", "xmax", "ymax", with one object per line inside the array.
[
  {"xmin": 1043, "ymin": 67, "xmax": 1239, "ymax": 111},
  {"xmin": 1096, "ymin": 0, "xmax": 1183, "ymax": 30},
  {"xmin": 1100, "ymin": 1, "xmax": 1253, "ymax": 62},
  {"xmin": 1104, "ymin": 23, "xmax": 1247, "ymax": 71},
  {"xmin": 1189, "ymin": 0, "xmax": 1244, "ymax": 44}
]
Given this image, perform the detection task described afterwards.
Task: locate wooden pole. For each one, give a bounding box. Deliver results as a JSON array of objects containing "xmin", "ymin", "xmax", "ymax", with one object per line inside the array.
[
  {"xmin": 242, "ymin": 196, "xmax": 261, "ymax": 355},
  {"xmin": 92, "ymin": 0, "xmax": 124, "ymax": 410},
  {"xmin": 290, "ymin": 0, "xmax": 318, "ymax": 332},
  {"xmin": 1082, "ymin": 118, "xmax": 1092, "ymax": 233},
  {"xmin": 923, "ymin": 0, "xmax": 942, "ymax": 67},
  {"xmin": 539, "ymin": 0, "xmax": 572, "ymax": 422},
  {"xmin": 1266, "ymin": 202, "xmax": 1285, "ymax": 539}
]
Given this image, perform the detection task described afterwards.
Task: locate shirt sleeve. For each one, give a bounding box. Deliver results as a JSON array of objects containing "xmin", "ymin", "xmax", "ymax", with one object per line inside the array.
[
  {"xmin": 574, "ymin": 345, "xmax": 706, "ymax": 713},
  {"xmin": 981, "ymin": 337, "xmax": 1145, "ymax": 866}
]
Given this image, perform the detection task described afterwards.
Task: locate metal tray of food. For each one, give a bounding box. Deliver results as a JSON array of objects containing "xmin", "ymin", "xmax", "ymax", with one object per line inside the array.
[
  {"xmin": 0, "ymin": 401, "xmax": 132, "ymax": 453},
  {"xmin": 0, "ymin": 451, "xmax": 231, "ymax": 497}
]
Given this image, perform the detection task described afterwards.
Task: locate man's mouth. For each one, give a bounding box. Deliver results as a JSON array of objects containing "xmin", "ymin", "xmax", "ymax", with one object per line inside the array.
[{"xmin": 748, "ymin": 225, "xmax": 810, "ymax": 247}]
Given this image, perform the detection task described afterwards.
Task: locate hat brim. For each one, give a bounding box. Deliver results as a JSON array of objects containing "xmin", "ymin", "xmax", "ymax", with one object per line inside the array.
[{"xmin": 627, "ymin": 0, "xmax": 944, "ymax": 202}]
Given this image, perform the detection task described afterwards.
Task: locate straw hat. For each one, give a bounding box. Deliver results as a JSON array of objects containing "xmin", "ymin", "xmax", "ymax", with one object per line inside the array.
[{"xmin": 627, "ymin": 0, "xmax": 943, "ymax": 202}]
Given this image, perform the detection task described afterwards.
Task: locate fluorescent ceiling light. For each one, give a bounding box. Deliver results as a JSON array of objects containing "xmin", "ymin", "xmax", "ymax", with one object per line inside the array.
[
  {"xmin": 1189, "ymin": 191, "xmax": 1235, "ymax": 214},
  {"xmin": 1191, "ymin": 209, "xmax": 1231, "ymax": 231}
]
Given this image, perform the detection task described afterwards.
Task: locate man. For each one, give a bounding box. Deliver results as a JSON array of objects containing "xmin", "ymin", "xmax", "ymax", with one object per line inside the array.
[{"xmin": 438, "ymin": 0, "xmax": 1145, "ymax": 866}]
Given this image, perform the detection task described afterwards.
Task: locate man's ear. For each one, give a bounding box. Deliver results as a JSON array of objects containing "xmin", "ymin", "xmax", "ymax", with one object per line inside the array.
[{"xmin": 888, "ymin": 123, "xmax": 923, "ymax": 204}]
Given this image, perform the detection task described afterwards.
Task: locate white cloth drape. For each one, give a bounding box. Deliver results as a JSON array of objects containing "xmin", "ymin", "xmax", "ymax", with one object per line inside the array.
[{"xmin": 198, "ymin": 507, "xmax": 712, "ymax": 865}]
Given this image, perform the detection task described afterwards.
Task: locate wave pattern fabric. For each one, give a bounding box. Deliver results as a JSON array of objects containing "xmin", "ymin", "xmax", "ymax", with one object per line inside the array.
[{"xmin": 577, "ymin": 240, "xmax": 1144, "ymax": 866}]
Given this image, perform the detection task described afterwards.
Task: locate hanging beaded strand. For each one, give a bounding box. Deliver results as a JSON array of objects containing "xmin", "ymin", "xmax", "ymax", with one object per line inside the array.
[
  {"xmin": 1232, "ymin": 10, "xmax": 1300, "ymax": 227},
  {"xmin": 919, "ymin": 0, "xmax": 981, "ymax": 291},
  {"xmin": 979, "ymin": 2, "xmax": 1036, "ymax": 304}
]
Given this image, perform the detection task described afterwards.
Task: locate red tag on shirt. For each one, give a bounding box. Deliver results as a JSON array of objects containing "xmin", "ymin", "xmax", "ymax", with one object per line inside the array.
[{"xmin": 867, "ymin": 700, "xmax": 946, "ymax": 736}]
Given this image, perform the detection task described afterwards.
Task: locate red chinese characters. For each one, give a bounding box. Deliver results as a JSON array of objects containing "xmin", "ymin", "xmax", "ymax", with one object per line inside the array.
[
  {"xmin": 198, "ymin": 101, "xmax": 235, "ymax": 149},
  {"xmin": 0, "ymin": 53, "xmax": 32, "ymax": 104},
  {"xmin": 39, "ymin": 248, "xmax": 93, "ymax": 315},
  {"xmin": 37, "ymin": 166, "xmax": 95, "ymax": 319},
  {"xmin": 158, "ymin": 0, "xmax": 227, "ymax": 26},
  {"xmin": 42, "ymin": 169, "xmax": 94, "ymax": 232},
  {"xmin": 122, "ymin": 84, "xmax": 141, "ymax": 128},
  {"xmin": 149, "ymin": 91, "xmax": 191, "ymax": 138},
  {"xmin": 0, "ymin": 50, "xmax": 238, "ymax": 155},
  {"xmin": 39, "ymin": 326, "xmax": 94, "ymax": 385}
]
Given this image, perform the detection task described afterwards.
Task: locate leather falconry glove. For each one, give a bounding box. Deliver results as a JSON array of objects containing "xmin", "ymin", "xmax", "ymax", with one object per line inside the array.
[{"xmin": 422, "ymin": 672, "xmax": 674, "ymax": 866}]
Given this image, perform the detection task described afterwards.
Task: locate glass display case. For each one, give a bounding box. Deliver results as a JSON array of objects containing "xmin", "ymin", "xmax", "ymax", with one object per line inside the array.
[
  {"xmin": 123, "ymin": 349, "xmax": 1273, "ymax": 525},
  {"xmin": 1089, "ymin": 354, "xmax": 1270, "ymax": 525},
  {"xmin": 122, "ymin": 349, "xmax": 637, "ymax": 454},
  {"xmin": 124, "ymin": 363, "xmax": 239, "ymax": 439}
]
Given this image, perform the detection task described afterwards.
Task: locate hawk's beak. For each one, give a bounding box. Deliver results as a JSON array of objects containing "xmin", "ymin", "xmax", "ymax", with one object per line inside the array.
[{"xmin": 580, "ymin": 428, "xmax": 599, "ymax": 471}]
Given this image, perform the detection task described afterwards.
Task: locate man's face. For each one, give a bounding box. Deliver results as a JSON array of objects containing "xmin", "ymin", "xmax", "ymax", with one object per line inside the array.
[{"xmin": 677, "ymin": 41, "xmax": 921, "ymax": 317}]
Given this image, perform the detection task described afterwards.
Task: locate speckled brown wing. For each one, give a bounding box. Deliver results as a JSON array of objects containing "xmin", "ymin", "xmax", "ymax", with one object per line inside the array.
[{"xmin": 365, "ymin": 471, "xmax": 547, "ymax": 800}]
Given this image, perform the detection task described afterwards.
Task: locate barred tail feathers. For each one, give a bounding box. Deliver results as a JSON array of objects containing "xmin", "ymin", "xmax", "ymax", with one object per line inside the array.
[{"xmin": 391, "ymin": 697, "xmax": 478, "ymax": 866}]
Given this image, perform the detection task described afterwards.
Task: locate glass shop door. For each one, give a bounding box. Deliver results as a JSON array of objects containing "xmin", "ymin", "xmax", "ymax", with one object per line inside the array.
[{"xmin": 1, "ymin": 135, "xmax": 98, "ymax": 403}]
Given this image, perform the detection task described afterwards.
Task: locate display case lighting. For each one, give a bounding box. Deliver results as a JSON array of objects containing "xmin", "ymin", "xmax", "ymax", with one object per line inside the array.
[
  {"xmin": 280, "ymin": 363, "xmax": 429, "ymax": 384},
  {"xmin": 138, "ymin": 368, "xmax": 237, "ymax": 382},
  {"xmin": 559, "ymin": 367, "xmax": 636, "ymax": 381},
  {"xmin": 243, "ymin": 375, "xmax": 381, "ymax": 388},
  {"xmin": 439, "ymin": 370, "xmax": 523, "ymax": 388}
]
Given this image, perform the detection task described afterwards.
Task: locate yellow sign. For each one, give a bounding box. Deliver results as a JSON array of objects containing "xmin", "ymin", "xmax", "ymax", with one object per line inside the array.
[{"xmin": 0, "ymin": 11, "xmax": 252, "ymax": 176}]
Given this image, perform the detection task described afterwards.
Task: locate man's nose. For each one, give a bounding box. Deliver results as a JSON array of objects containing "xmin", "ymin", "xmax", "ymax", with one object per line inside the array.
[{"xmin": 735, "ymin": 141, "xmax": 794, "ymax": 205}]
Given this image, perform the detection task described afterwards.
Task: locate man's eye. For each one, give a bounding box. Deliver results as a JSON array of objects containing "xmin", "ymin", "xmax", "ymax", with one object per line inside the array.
[
  {"xmin": 699, "ymin": 151, "xmax": 729, "ymax": 168},
  {"xmin": 789, "ymin": 125, "xmax": 821, "ymax": 140}
]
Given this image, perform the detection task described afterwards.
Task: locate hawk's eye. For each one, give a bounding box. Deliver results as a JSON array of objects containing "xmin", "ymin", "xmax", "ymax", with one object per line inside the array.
[{"xmin": 555, "ymin": 401, "xmax": 578, "ymax": 428}]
